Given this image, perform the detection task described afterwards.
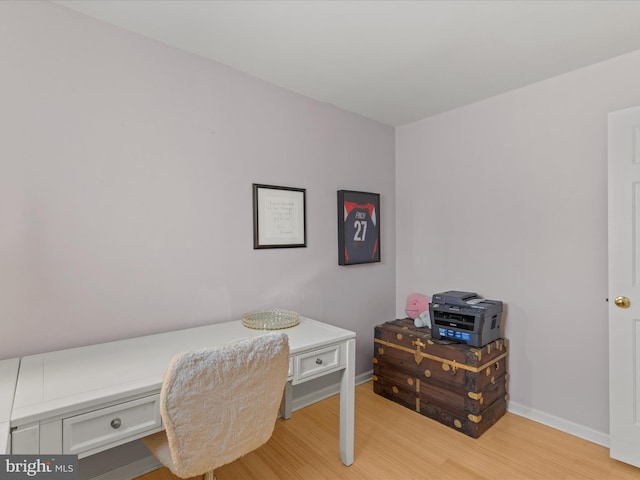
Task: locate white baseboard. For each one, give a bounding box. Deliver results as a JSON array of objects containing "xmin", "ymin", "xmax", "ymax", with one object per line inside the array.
[
  {"xmin": 506, "ymin": 401, "xmax": 610, "ymax": 448},
  {"xmin": 291, "ymin": 370, "xmax": 373, "ymax": 412}
]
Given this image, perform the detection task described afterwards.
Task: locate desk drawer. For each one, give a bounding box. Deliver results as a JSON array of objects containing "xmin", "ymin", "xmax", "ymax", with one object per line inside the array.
[
  {"xmin": 296, "ymin": 344, "xmax": 342, "ymax": 382},
  {"xmin": 63, "ymin": 395, "xmax": 161, "ymax": 457}
]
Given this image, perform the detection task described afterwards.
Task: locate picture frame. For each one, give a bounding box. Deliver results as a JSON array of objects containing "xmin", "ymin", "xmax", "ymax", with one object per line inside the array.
[
  {"xmin": 337, "ymin": 190, "xmax": 381, "ymax": 265},
  {"xmin": 253, "ymin": 184, "xmax": 306, "ymax": 249}
]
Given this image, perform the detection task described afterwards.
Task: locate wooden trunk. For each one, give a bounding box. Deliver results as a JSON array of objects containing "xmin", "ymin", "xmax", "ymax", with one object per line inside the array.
[{"xmin": 373, "ymin": 318, "xmax": 508, "ymax": 438}]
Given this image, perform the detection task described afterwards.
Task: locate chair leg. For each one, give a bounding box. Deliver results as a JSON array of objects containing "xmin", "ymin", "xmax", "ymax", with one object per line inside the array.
[{"xmin": 203, "ymin": 471, "xmax": 215, "ymax": 480}]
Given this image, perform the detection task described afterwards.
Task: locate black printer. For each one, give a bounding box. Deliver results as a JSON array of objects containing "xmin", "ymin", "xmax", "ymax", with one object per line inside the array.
[{"xmin": 429, "ymin": 290, "xmax": 503, "ymax": 347}]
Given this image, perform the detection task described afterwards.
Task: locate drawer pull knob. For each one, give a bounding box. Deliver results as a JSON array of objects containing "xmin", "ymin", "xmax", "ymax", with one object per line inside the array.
[
  {"xmin": 110, "ymin": 418, "xmax": 122, "ymax": 429},
  {"xmin": 315, "ymin": 358, "xmax": 323, "ymax": 365}
]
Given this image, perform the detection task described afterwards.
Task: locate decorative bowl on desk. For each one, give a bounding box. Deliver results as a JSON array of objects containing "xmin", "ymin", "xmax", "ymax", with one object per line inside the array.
[{"xmin": 242, "ymin": 309, "xmax": 300, "ymax": 330}]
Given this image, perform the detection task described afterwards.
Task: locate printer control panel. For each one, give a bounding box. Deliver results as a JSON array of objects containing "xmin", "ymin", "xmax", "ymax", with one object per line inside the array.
[{"xmin": 437, "ymin": 327, "xmax": 472, "ymax": 342}]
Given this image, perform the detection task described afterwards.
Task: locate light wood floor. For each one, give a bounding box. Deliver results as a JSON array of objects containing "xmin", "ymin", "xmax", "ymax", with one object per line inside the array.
[{"xmin": 136, "ymin": 382, "xmax": 639, "ymax": 480}]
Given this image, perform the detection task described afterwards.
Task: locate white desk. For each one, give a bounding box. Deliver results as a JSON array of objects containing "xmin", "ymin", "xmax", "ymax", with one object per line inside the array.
[
  {"xmin": 0, "ymin": 358, "xmax": 20, "ymax": 454},
  {"xmin": 10, "ymin": 317, "xmax": 356, "ymax": 466}
]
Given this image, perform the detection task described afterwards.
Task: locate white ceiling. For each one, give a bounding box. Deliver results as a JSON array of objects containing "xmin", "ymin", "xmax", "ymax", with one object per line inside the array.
[{"xmin": 54, "ymin": 0, "xmax": 640, "ymax": 126}]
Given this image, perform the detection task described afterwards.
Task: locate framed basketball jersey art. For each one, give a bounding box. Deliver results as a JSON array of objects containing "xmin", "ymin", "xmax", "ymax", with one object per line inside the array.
[{"xmin": 337, "ymin": 190, "xmax": 381, "ymax": 265}]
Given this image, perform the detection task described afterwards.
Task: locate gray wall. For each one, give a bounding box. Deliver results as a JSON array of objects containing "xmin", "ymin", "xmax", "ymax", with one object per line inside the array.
[
  {"xmin": 396, "ymin": 48, "xmax": 640, "ymax": 441},
  {"xmin": 0, "ymin": 1, "xmax": 396, "ymax": 378}
]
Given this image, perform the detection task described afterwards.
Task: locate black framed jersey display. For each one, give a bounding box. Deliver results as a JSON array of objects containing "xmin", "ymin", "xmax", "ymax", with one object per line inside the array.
[{"xmin": 337, "ymin": 190, "xmax": 381, "ymax": 265}]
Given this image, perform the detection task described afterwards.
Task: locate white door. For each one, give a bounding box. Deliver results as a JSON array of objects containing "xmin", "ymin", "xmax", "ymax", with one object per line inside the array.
[{"xmin": 608, "ymin": 105, "xmax": 640, "ymax": 467}]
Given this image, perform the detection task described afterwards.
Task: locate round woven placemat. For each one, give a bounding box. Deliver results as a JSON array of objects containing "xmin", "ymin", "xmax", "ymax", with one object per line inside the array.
[{"xmin": 242, "ymin": 309, "xmax": 300, "ymax": 330}]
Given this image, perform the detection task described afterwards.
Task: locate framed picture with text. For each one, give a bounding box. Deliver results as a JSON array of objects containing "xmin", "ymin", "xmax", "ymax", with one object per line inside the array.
[
  {"xmin": 253, "ymin": 184, "xmax": 306, "ymax": 249},
  {"xmin": 337, "ymin": 190, "xmax": 380, "ymax": 265}
]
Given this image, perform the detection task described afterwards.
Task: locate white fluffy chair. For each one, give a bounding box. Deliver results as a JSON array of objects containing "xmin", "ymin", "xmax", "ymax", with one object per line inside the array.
[{"xmin": 143, "ymin": 333, "xmax": 290, "ymax": 480}]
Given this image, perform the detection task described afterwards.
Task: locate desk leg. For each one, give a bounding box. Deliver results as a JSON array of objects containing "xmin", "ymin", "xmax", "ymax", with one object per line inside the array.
[
  {"xmin": 339, "ymin": 338, "xmax": 355, "ymax": 466},
  {"xmin": 281, "ymin": 380, "xmax": 293, "ymax": 420}
]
